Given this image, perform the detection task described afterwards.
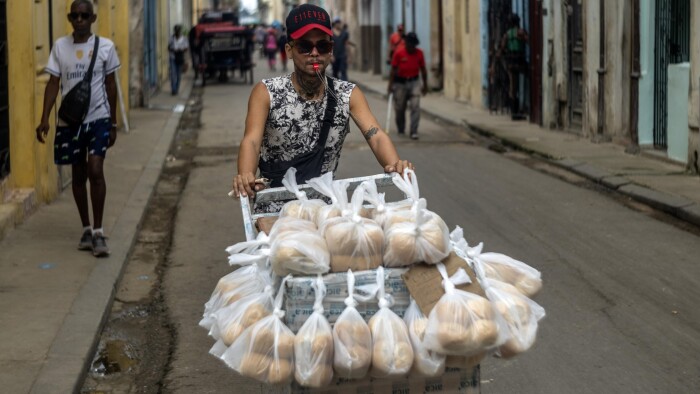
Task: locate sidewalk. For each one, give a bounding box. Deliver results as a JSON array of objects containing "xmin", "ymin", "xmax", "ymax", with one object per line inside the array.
[
  {"xmin": 0, "ymin": 76, "xmax": 192, "ymax": 394},
  {"xmin": 350, "ymin": 70, "xmax": 700, "ymax": 228}
]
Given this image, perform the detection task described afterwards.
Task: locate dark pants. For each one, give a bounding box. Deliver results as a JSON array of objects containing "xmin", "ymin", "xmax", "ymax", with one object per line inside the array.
[
  {"xmin": 332, "ymin": 56, "xmax": 348, "ymax": 80},
  {"xmin": 392, "ymin": 79, "xmax": 421, "ymax": 135},
  {"xmin": 170, "ymin": 58, "xmax": 183, "ymax": 94}
]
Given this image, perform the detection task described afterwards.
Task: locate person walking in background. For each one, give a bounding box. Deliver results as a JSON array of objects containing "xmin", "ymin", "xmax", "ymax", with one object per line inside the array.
[
  {"xmin": 494, "ymin": 13, "xmax": 528, "ymax": 120},
  {"xmin": 331, "ymin": 17, "xmax": 354, "ymax": 80},
  {"xmin": 278, "ymin": 27, "xmax": 288, "ymax": 72},
  {"xmin": 387, "ymin": 32, "xmax": 427, "ymax": 140},
  {"xmin": 168, "ymin": 25, "xmax": 189, "ymax": 95},
  {"xmin": 387, "ymin": 23, "xmax": 405, "ymax": 65},
  {"xmin": 188, "ymin": 23, "xmax": 201, "ymax": 80},
  {"xmin": 265, "ymin": 28, "xmax": 279, "ymax": 71},
  {"xmin": 35, "ymin": 0, "xmax": 121, "ymax": 257},
  {"xmin": 255, "ymin": 24, "xmax": 267, "ymax": 59}
]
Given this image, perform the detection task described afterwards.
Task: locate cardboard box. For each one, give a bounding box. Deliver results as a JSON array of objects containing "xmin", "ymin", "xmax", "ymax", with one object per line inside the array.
[
  {"xmin": 269, "ymin": 366, "xmax": 480, "ymax": 394},
  {"xmin": 401, "ymin": 252, "xmax": 485, "ymax": 317},
  {"xmin": 283, "ymin": 268, "xmax": 410, "ymax": 333}
]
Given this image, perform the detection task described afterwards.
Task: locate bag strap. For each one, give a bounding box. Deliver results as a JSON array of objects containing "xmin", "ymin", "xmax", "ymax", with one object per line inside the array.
[
  {"xmin": 84, "ymin": 36, "xmax": 100, "ymax": 83},
  {"xmin": 318, "ymin": 76, "xmax": 337, "ymax": 147}
]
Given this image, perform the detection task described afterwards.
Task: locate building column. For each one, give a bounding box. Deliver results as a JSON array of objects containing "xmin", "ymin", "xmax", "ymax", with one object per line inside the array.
[{"xmin": 7, "ymin": 0, "xmax": 37, "ymax": 190}]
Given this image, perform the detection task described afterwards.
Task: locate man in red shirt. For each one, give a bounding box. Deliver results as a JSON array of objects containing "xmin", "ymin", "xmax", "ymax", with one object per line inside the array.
[
  {"xmin": 387, "ymin": 32, "xmax": 427, "ymax": 140},
  {"xmin": 387, "ymin": 24, "xmax": 404, "ymax": 64}
]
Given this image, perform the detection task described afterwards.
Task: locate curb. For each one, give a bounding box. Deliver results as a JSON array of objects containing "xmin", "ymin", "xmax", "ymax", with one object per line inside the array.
[{"xmin": 28, "ymin": 82, "xmax": 192, "ymax": 394}]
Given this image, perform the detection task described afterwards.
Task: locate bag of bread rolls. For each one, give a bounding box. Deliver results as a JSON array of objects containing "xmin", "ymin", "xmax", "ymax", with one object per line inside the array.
[
  {"xmin": 278, "ymin": 167, "xmax": 326, "ymax": 222},
  {"xmin": 294, "ymin": 275, "xmax": 334, "ymax": 387},
  {"xmin": 424, "ymin": 263, "xmax": 506, "ymax": 356},
  {"xmin": 449, "ymin": 226, "xmax": 542, "ymax": 298},
  {"xmin": 383, "ymin": 198, "xmax": 450, "ymax": 267},
  {"xmin": 332, "ymin": 270, "xmax": 373, "ymax": 379},
  {"xmin": 209, "ymin": 285, "xmax": 274, "ymax": 345},
  {"xmin": 368, "ymin": 266, "xmax": 414, "ymax": 377},
  {"xmin": 482, "ymin": 278, "xmax": 545, "ymax": 359},
  {"xmin": 269, "ymin": 217, "xmax": 330, "ymax": 276},
  {"xmin": 476, "ymin": 253, "xmax": 542, "ymax": 298},
  {"xmin": 320, "ymin": 186, "xmax": 384, "ymax": 272},
  {"xmin": 403, "ymin": 299, "xmax": 445, "ymax": 377},
  {"xmin": 199, "ymin": 261, "xmax": 273, "ymax": 330},
  {"xmin": 221, "ymin": 275, "xmax": 296, "ymax": 385}
]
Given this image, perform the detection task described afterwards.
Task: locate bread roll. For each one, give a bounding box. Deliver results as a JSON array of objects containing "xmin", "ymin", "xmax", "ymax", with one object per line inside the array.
[
  {"xmin": 323, "ymin": 218, "xmax": 383, "ymax": 273},
  {"xmin": 472, "ymin": 319, "xmax": 499, "ymax": 347},
  {"xmin": 280, "ymin": 200, "xmax": 323, "ymax": 222},
  {"xmin": 466, "ymin": 297, "xmax": 495, "ymax": 321},
  {"xmin": 371, "ymin": 339, "xmax": 414, "ymax": 376},
  {"xmin": 240, "ymin": 303, "xmax": 270, "ymax": 327},
  {"xmin": 221, "ymin": 322, "xmax": 245, "ymax": 346},
  {"xmin": 515, "ymin": 275, "xmax": 543, "ymax": 297},
  {"xmin": 269, "ymin": 216, "xmax": 317, "ymax": 239},
  {"xmin": 267, "ymin": 358, "xmax": 294, "ymax": 385},
  {"xmin": 333, "ymin": 319, "xmax": 372, "ymax": 378},
  {"xmin": 271, "ymin": 233, "xmax": 330, "ymax": 275},
  {"xmin": 411, "ymin": 318, "xmax": 428, "ymax": 340},
  {"xmin": 249, "ymin": 328, "xmax": 275, "ymax": 354},
  {"xmin": 295, "ymin": 333, "xmax": 334, "ymax": 364},
  {"xmin": 435, "ymin": 322, "xmax": 472, "ymax": 351},
  {"xmin": 240, "ymin": 352, "xmax": 268, "ymax": 381}
]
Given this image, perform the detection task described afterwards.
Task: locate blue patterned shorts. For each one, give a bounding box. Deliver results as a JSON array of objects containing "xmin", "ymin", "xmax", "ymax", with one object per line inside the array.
[{"xmin": 54, "ymin": 118, "xmax": 111, "ymax": 165}]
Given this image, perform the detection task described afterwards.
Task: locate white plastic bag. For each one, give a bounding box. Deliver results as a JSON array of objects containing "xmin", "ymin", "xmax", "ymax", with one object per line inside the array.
[
  {"xmin": 403, "ymin": 298, "xmax": 445, "ymax": 377},
  {"xmin": 483, "ymin": 278, "xmax": 545, "ymax": 358},
  {"xmin": 332, "ymin": 270, "xmax": 373, "ymax": 379},
  {"xmin": 383, "ymin": 198, "xmax": 450, "ymax": 267},
  {"xmin": 450, "ymin": 226, "xmax": 542, "ymax": 298},
  {"xmin": 477, "ymin": 252, "xmax": 543, "ymax": 298},
  {"xmin": 320, "ymin": 185, "xmax": 384, "ymax": 272},
  {"xmin": 269, "ymin": 217, "xmax": 330, "ymax": 276},
  {"xmin": 424, "ymin": 263, "xmax": 506, "ymax": 356},
  {"xmin": 368, "ymin": 266, "xmax": 414, "ymax": 377},
  {"xmin": 220, "ymin": 275, "xmax": 296, "ymax": 385},
  {"xmin": 294, "ymin": 275, "xmax": 334, "ymax": 387},
  {"xmin": 279, "ymin": 167, "xmax": 326, "ymax": 222},
  {"xmin": 199, "ymin": 262, "xmax": 272, "ymax": 330},
  {"xmin": 209, "ymin": 285, "xmax": 274, "ymax": 348},
  {"xmin": 225, "ymin": 232, "xmax": 271, "ymax": 264}
]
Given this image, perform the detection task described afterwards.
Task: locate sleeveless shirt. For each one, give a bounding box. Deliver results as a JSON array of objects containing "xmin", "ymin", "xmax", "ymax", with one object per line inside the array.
[
  {"xmin": 260, "ymin": 74, "xmax": 355, "ymax": 177},
  {"xmin": 255, "ymin": 74, "xmax": 355, "ymax": 213}
]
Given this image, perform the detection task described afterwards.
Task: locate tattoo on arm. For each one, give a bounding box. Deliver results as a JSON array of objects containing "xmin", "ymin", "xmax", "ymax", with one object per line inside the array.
[{"xmin": 364, "ymin": 126, "xmax": 379, "ymax": 141}]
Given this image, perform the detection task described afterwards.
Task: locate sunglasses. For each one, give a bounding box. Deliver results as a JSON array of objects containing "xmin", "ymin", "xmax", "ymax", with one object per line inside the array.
[
  {"xmin": 68, "ymin": 12, "xmax": 93, "ymax": 20},
  {"xmin": 293, "ymin": 40, "xmax": 334, "ymax": 55}
]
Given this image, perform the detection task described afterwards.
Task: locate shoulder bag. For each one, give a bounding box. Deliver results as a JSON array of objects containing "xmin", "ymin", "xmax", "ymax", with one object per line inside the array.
[{"xmin": 58, "ymin": 36, "xmax": 100, "ymax": 127}]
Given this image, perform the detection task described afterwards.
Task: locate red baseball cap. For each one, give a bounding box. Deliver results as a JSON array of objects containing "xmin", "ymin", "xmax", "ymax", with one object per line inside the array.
[{"xmin": 286, "ymin": 4, "xmax": 333, "ymax": 40}]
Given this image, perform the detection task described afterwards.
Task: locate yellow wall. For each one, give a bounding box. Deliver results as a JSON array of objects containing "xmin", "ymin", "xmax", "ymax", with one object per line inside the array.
[{"xmin": 5, "ymin": 0, "xmax": 130, "ymax": 203}]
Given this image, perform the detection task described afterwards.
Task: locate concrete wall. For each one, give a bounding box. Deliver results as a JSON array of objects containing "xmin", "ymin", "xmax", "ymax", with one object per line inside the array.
[{"xmin": 442, "ymin": 0, "xmax": 482, "ymax": 106}]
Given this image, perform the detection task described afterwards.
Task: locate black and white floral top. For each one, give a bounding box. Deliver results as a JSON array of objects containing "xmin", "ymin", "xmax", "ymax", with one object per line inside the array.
[
  {"xmin": 255, "ymin": 74, "xmax": 355, "ymax": 213},
  {"xmin": 260, "ymin": 73, "xmax": 355, "ymax": 176}
]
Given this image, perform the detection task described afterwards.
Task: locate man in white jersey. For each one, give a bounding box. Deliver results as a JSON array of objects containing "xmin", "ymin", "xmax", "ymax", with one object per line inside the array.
[{"xmin": 35, "ymin": 0, "xmax": 121, "ymax": 257}]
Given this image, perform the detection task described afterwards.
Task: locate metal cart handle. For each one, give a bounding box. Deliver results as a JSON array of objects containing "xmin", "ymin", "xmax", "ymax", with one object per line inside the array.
[{"xmin": 239, "ymin": 173, "xmax": 396, "ymax": 241}]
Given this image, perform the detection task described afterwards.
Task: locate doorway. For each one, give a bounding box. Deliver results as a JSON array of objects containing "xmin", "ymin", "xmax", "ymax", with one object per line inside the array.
[
  {"xmin": 652, "ymin": 0, "xmax": 690, "ymax": 148},
  {"xmin": 567, "ymin": 0, "xmax": 583, "ymax": 130}
]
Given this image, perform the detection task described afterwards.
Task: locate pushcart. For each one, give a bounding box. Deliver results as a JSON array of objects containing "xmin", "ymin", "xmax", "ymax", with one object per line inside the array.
[{"xmin": 236, "ymin": 173, "xmax": 481, "ymax": 393}]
